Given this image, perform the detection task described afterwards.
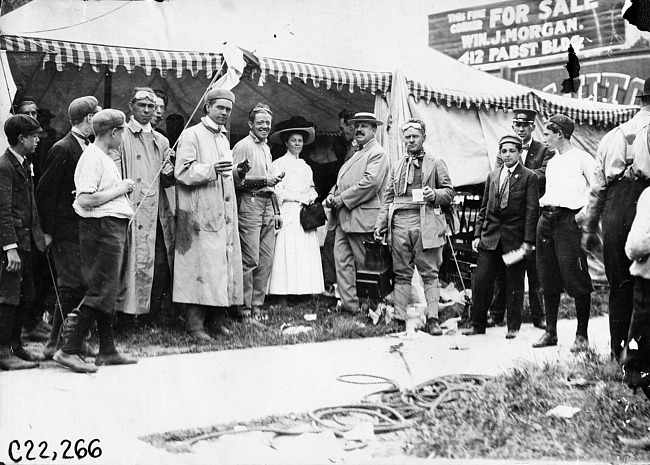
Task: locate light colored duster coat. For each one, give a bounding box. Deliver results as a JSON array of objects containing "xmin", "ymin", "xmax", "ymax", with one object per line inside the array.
[
  {"xmin": 375, "ymin": 152, "xmax": 454, "ymax": 250},
  {"xmin": 327, "ymin": 138, "xmax": 389, "ymax": 233},
  {"xmin": 172, "ymin": 118, "xmax": 244, "ymax": 306},
  {"xmin": 112, "ymin": 119, "xmax": 175, "ymax": 315}
]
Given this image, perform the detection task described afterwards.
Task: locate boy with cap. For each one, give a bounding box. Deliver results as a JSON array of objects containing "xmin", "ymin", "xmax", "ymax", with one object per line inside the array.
[
  {"xmin": 174, "ymin": 87, "xmax": 250, "ymax": 340},
  {"xmin": 533, "ymin": 114, "xmax": 597, "ymax": 352},
  {"xmin": 489, "ymin": 108, "xmax": 553, "ymax": 329},
  {"xmin": 0, "ymin": 115, "xmax": 48, "ymax": 370},
  {"xmin": 54, "ymin": 109, "xmax": 138, "ymax": 373},
  {"xmin": 463, "ymin": 134, "xmax": 539, "ymax": 339},
  {"xmin": 37, "ymin": 96, "xmax": 101, "ymax": 358}
]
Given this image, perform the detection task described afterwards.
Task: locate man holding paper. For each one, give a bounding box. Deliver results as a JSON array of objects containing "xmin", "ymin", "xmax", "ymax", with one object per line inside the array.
[
  {"xmin": 374, "ymin": 119, "xmax": 454, "ymax": 335},
  {"xmin": 464, "ymin": 134, "xmax": 539, "ymax": 339}
]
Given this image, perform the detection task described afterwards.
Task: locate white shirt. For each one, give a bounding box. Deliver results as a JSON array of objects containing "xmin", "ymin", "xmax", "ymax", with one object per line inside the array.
[
  {"xmin": 71, "ymin": 128, "xmax": 89, "ymax": 151},
  {"xmin": 626, "ymin": 187, "xmax": 650, "ymax": 279},
  {"xmin": 539, "ymin": 146, "xmax": 597, "ymax": 210},
  {"xmin": 499, "ymin": 163, "xmax": 517, "ymax": 189},
  {"xmin": 73, "ymin": 144, "xmax": 134, "ymax": 219}
]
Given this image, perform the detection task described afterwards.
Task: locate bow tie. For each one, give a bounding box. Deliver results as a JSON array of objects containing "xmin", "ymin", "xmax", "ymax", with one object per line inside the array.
[{"xmin": 522, "ymin": 143, "xmax": 530, "ymax": 151}]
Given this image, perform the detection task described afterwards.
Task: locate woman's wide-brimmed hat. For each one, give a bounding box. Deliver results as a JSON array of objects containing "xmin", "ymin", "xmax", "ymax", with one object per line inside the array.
[{"xmin": 269, "ymin": 115, "xmax": 316, "ymax": 145}]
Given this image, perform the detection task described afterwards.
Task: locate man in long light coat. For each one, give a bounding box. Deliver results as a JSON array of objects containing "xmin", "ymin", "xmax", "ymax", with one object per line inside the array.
[
  {"xmin": 325, "ymin": 112, "xmax": 389, "ymax": 314},
  {"xmin": 112, "ymin": 87, "xmax": 175, "ymax": 321},
  {"xmin": 173, "ymin": 88, "xmax": 250, "ymax": 341}
]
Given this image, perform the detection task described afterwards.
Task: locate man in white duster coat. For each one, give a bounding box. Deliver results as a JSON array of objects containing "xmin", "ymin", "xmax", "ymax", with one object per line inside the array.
[{"xmin": 173, "ymin": 88, "xmax": 250, "ymax": 341}]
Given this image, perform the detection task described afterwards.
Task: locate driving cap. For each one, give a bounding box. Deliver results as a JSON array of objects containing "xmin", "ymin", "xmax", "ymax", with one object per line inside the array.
[
  {"xmin": 4, "ymin": 114, "xmax": 42, "ymax": 138},
  {"xmin": 512, "ymin": 108, "xmax": 537, "ymax": 124},
  {"xmin": 92, "ymin": 109, "xmax": 126, "ymax": 134},
  {"xmin": 205, "ymin": 88, "xmax": 235, "ymax": 104},
  {"xmin": 499, "ymin": 134, "xmax": 523, "ymax": 148},
  {"xmin": 348, "ymin": 112, "xmax": 383, "ymax": 126},
  {"xmin": 68, "ymin": 96, "xmax": 101, "ymax": 121},
  {"xmin": 548, "ymin": 114, "xmax": 575, "ymax": 138}
]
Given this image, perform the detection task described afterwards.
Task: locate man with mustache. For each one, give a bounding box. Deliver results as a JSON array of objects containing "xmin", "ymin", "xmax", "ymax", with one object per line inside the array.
[
  {"xmin": 326, "ymin": 112, "xmax": 389, "ymax": 314},
  {"xmin": 233, "ymin": 103, "xmax": 284, "ymax": 323}
]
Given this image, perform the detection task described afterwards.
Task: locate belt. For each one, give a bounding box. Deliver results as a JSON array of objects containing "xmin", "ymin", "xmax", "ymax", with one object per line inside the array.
[
  {"xmin": 542, "ymin": 206, "xmax": 580, "ymax": 214},
  {"xmin": 240, "ymin": 190, "xmax": 273, "ymax": 199}
]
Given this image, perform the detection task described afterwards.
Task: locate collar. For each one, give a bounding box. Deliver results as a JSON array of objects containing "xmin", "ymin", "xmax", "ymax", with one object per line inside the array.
[
  {"xmin": 71, "ymin": 128, "xmax": 89, "ymax": 145},
  {"xmin": 504, "ymin": 162, "xmax": 519, "ymax": 174},
  {"xmin": 408, "ymin": 149, "xmax": 425, "ymax": 160},
  {"xmin": 249, "ymin": 130, "xmax": 267, "ymax": 144},
  {"xmin": 8, "ymin": 147, "xmax": 25, "ymax": 165},
  {"xmin": 202, "ymin": 116, "xmax": 228, "ymax": 134},
  {"xmin": 128, "ymin": 116, "xmax": 153, "ymax": 133}
]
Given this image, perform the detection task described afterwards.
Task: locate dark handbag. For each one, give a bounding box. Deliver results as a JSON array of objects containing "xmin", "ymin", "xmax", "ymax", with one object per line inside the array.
[{"xmin": 300, "ymin": 202, "xmax": 326, "ymax": 231}]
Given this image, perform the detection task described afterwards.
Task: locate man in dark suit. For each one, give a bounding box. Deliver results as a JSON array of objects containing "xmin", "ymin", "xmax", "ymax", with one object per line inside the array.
[
  {"xmin": 0, "ymin": 115, "xmax": 49, "ymax": 369},
  {"xmin": 37, "ymin": 96, "xmax": 101, "ymax": 358},
  {"xmin": 489, "ymin": 108, "xmax": 553, "ymax": 329},
  {"xmin": 464, "ymin": 135, "xmax": 539, "ymax": 339}
]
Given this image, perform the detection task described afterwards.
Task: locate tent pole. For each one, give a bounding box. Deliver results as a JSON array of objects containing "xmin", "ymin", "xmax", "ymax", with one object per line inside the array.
[{"xmin": 104, "ymin": 65, "xmax": 112, "ymax": 109}]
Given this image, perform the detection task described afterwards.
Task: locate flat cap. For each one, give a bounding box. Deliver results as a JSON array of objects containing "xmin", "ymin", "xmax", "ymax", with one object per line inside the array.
[
  {"xmin": 499, "ymin": 134, "xmax": 523, "ymax": 148},
  {"xmin": 68, "ymin": 96, "xmax": 101, "ymax": 122},
  {"xmin": 205, "ymin": 88, "xmax": 235, "ymax": 104},
  {"xmin": 92, "ymin": 109, "xmax": 126, "ymax": 135},
  {"xmin": 4, "ymin": 114, "xmax": 42, "ymax": 139},
  {"xmin": 547, "ymin": 114, "xmax": 575, "ymax": 138}
]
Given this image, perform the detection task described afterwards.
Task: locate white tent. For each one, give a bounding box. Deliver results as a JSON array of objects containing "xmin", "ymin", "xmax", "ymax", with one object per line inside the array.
[{"xmin": 0, "ymin": 0, "xmax": 639, "ymax": 188}]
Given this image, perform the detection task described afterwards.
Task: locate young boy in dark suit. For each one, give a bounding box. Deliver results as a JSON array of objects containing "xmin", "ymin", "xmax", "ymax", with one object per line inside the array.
[
  {"xmin": 464, "ymin": 134, "xmax": 539, "ymax": 339},
  {"xmin": 0, "ymin": 114, "xmax": 50, "ymax": 370}
]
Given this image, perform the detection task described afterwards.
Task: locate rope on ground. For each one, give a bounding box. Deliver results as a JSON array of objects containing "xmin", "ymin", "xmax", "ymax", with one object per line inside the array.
[
  {"xmin": 309, "ymin": 403, "xmax": 413, "ymax": 434},
  {"xmin": 336, "ymin": 374, "xmax": 399, "ymax": 388}
]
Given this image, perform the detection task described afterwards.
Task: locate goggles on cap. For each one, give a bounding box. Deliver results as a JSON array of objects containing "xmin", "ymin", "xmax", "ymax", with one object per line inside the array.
[
  {"xmin": 131, "ymin": 90, "xmax": 157, "ymax": 103},
  {"xmin": 251, "ymin": 106, "xmax": 273, "ymax": 117},
  {"xmin": 401, "ymin": 122, "xmax": 423, "ymax": 132}
]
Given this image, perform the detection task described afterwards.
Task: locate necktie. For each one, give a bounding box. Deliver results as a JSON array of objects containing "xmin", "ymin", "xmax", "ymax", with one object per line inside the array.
[
  {"xmin": 400, "ymin": 153, "xmax": 424, "ymax": 195},
  {"xmin": 83, "ymin": 137, "xmax": 90, "ymax": 146},
  {"xmin": 499, "ymin": 169, "xmax": 511, "ymax": 209}
]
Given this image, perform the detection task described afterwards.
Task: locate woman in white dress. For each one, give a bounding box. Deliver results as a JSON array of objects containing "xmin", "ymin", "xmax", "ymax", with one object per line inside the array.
[{"xmin": 268, "ymin": 116, "xmax": 324, "ymax": 296}]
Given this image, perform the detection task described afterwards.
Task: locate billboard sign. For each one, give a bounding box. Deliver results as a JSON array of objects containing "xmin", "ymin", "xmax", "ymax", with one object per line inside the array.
[{"xmin": 428, "ymin": 0, "xmax": 626, "ymax": 66}]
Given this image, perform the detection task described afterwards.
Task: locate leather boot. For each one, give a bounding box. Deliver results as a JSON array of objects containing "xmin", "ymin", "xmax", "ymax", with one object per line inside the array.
[
  {"xmin": 44, "ymin": 292, "xmax": 81, "ymax": 359},
  {"xmin": 53, "ymin": 308, "xmax": 98, "ymax": 373},
  {"xmin": 185, "ymin": 305, "xmax": 214, "ymax": 342},
  {"xmin": 422, "ymin": 280, "xmax": 442, "ymax": 335},
  {"xmin": 0, "ymin": 346, "xmax": 38, "ymax": 370},
  {"xmin": 206, "ymin": 307, "xmax": 231, "ymax": 337},
  {"xmin": 94, "ymin": 312, "xmax": 137, "ymax": 366}
]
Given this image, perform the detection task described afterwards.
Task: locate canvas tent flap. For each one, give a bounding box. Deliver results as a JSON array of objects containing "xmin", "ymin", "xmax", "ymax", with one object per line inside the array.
[
  {"xmin": 259, "ymin": 57, "xmax": 392, "ymax": 96},
  {"xmin": 0, "ymin": 35, "xmax": 225, "ymax": 78}
]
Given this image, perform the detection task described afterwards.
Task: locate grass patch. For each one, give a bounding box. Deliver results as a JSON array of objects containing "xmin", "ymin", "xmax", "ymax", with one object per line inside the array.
[{"xmin": 410, "ymin": 351, "xmax": 650, "ymax": 461}]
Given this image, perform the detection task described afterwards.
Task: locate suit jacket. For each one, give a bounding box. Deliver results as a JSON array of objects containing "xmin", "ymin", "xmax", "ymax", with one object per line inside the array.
[
  {"xmin": 0, "ymin": 149, "xmax": 46, "ymax": 252},
  {"xmin": 496, "ymin": 139, "xmax": 553, "ymax": 197},
  {"xmin": 328, "ymin": 138, "xmax": 389, "ymax": 233},
  {"xmin": 375, "ymin": 152, "xmax": 454, "ymax": 249},
  {"xmin": 475, "ymin": 163, "xmax": 539, "ymax": 253},
  {"xmin": 36, "ymin": 131, "xmax": 84, "ymax": 240}
]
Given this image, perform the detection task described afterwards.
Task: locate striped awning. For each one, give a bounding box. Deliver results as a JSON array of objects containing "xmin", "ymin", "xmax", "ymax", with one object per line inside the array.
[
  {"xmin": 407, "ymin": 79, "xmax": 533, "ymax": 111},
  {"xmin": 259, "ymin": 57, "xmax": 391, "ymax": 95},
  {"xmin": 532, "ymin": 90, "xmax": 638, "ymax": 126},
  {"xmin": 0, "ymin": 34, "xmax": 224, "ymax": 78}
]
